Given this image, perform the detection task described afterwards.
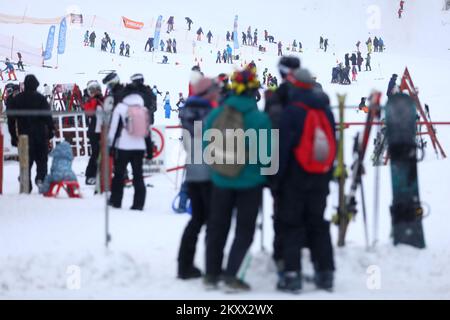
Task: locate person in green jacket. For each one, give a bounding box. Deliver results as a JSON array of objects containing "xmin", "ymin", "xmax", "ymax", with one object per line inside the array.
[{"xmin": 203, "ymin": 65, "xmax": 273, "ymax": 292}]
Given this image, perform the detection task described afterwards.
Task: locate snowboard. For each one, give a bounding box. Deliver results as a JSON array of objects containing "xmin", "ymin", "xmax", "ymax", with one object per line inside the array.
[{"xmin": 386, "ymin": 93, "xmax": 425, "ymax": 249}]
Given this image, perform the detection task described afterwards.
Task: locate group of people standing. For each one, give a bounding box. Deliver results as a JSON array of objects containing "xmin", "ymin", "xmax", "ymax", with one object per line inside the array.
[
  {"xmin": 177, "ymin": 57, "xmax": 336, "ymax": 294},
  {"xmin": 83, "ymin": 31, "xmax": 131, "ymax": 57}
]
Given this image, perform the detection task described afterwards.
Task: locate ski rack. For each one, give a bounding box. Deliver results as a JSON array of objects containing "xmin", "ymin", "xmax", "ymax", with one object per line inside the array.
[{"xmin": 400, "ymin": 68, "xmax": 447, "ymax": 159}]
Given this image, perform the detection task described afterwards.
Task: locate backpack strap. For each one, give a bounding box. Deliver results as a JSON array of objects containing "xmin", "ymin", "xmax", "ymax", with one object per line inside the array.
[{"xmin": 292, "ymin": 101, "xmax": 312, "ymax": 111}]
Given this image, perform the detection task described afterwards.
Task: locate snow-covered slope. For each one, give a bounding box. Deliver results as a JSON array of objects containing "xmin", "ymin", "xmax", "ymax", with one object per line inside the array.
[{"xmin": 1, "ymin": 0, "xmax": 450, "ymax": 299}]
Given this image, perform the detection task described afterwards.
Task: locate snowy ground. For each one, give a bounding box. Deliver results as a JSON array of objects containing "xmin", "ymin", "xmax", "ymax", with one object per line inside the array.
[{"xmin": 1, "ymin": 0, "xmax": 450, "ymax": 299}]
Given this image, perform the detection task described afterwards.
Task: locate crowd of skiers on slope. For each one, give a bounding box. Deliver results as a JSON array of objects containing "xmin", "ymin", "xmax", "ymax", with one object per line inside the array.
[
  {"xmin": 331, "ymin": 36, "xmax": 386, "ymax": 85},
  {"xmin": 83, "ymin": 30, "xmax": 131, "ymax": 57},
  {"xmin": 144, "ymin": 37, "xmax": 178, "ymax": 54}
]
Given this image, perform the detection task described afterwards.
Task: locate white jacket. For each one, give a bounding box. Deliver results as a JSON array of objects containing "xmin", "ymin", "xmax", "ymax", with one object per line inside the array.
[{"xmin": 108, "ymin": 94, "xmax": 146, "ymax": 151}]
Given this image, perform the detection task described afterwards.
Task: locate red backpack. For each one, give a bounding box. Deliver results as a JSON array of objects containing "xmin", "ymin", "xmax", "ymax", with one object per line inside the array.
[{"xmin": 293, "ymin": 102, "xmax": 336, "ymax": 174}]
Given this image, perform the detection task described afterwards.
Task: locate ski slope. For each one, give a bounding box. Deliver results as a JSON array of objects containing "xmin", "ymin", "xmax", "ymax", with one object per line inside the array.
[{"xmin": 1, "ymin": 0, "xmax": 450, "ymax": 299}]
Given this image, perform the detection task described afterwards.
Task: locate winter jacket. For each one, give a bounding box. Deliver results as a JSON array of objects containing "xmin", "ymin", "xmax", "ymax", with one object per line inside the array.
[
  {"xmin": 84, "ymin": 95, "xmax": 104, "ymax": 135},
  {"xmin": 108, "ymin": 94, "xmax": 147, "ymax": 151},
  {"xmin": 387, "ymin": 77, "xmax": 398, "ymax": 98},
  {"xmin": 7, "ymin": 75, "xmax": 55, "ymax": 143},
  {"xmin": 39, "ymin": 142, "xmax": 77, "ymax": 193},
  {"xmin": 179, "ymin": 96, "xmax": 214, "ymax": 182},
  {"xmin": 264, "ymin": 82, "xmax": 291, "ymax": 129},
  {"xmin": 276, "ymin": 87, "xmax": 335, "ymax": 194},
  {"xmin": 351, "ymin": 54, "xmax": 357, "ymax": 66},
  {"xmin": 204, "ymin": 95, "xmax": 272, "ymax": 189},
  {"xmin": 226, "ymin": 45, "xmax": 233, "ymax": 56},
  {"xmin": 4, "ymin": 62, "xmax": 14, "ymax": 72}
]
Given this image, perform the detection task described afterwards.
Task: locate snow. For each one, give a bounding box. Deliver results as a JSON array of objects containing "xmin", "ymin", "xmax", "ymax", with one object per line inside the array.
[{"xmin": 1, "ymin": 0, "xmax": 450, "ymax": 299}]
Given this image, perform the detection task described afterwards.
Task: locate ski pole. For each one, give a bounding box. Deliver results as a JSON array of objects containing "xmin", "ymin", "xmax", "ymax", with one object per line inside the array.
[{"xmin": 360, "ymin": 180, "xmax": 370, "ymax": 251}]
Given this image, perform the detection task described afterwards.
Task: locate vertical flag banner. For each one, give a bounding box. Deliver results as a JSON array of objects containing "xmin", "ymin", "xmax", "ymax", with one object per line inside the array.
[
  {"xmin": 233, "ymin": 15, "xmax": 239, "ymax": 50},
  {"xmin": 57, "ymin": 18, "xmax": 67, "ymax": 55},
  {"xmin": 43, "ymin": 25, "xmax": 56, "ymax": 60},
  {"xmin": 154, "ymin": 15, "xmax": 163, "ymax": 52}
]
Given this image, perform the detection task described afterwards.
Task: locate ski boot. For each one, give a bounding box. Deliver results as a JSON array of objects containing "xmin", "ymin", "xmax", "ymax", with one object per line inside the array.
[
  {"xmin": 178, "ymin": 266, "xmax": 203, "ymax": 280},
  {"xmin": 203, "ymin": 274, "xmax": 221, "ymax": 290},
  {"xmin": 223, "ymin": 276, "xmax": 251, "ymax": 293},
  {"xmin": 277, "ymin": 271, "xmax": 302, "ymax": 294},
  {"xmin": 314, "ymin": 271, "xmax": 334, "ymax": 292}
]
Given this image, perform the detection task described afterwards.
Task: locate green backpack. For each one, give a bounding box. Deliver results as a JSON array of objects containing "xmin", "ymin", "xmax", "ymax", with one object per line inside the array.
[{"xmin": 210, "ymin": 105, "xmax": 247, "ymax": 177}]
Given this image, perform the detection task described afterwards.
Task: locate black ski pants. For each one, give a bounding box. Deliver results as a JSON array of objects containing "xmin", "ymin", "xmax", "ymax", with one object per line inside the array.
[
  {"xmin": 85, "ymin": 133, "xmax": 100, "ymax": 179},
  {"xmin": 28, "ymin": 136, "xmax": 49, "ymax": 186},
  {"xmin": 206, "ymin": 185, "xmax": 262, "ymax": 278},
  {"xmin": 278, "ymin": 190, "xmax": 335, "ymax": 273},
  {"xmin": 178, "ymin": 182, "xmax": 212, "ymax": 271},
  {"xmin": 110, "ymin": 150, "xmax": 146, "ymax": 210}
]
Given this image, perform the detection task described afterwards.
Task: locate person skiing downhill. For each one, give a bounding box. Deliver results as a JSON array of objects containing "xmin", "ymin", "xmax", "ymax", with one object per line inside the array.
[
  {"xmin": 197, "ymin": 28, "xmax": 204, "ymax": 41},
  {"xmin": 207, "ymin": 31, "xmax": 213, "ymax": 44},
  {"xmin": 3, "ymin": 58, "xmax": 17, "ymax": 81},
  {"xmin": 185, "ymin": 17, "xmax": 193, "ymax": 31}
]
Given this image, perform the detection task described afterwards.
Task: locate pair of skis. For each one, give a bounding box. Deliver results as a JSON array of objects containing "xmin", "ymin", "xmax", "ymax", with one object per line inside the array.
[{"xmin": 335, "ymin": 92, "xmax": 382, "ymax": 248}]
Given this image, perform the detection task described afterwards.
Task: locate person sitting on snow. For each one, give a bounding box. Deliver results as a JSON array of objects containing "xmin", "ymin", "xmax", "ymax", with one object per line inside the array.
[{"xmin": 39, "ymin": 141, "xmax": 78, "ymax": 194}]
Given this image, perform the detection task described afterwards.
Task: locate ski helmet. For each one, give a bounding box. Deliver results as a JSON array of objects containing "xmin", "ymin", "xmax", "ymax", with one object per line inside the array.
[
  {"xmin": 87, "ymin": 80, "xmax": 102, "ymax": 97},
  {"xmin": 130, "ymin": 73, "xmax": 144, "ymax": 85},
  {"xmin": 278, "ymin": 56, "xmax": 301, "ymax": 79},
  {"xmin": 102, "ymin": 72, "xmax": 120, "ymax": 88}
]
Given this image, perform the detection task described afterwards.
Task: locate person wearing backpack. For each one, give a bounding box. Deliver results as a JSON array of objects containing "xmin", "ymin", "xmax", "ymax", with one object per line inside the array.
[
  {"xmin": 275, "ymin": 68, "xmax": 336, "ymax": 293},
  {"xmin": 203, "ymin": 66, "xmax": 272, "ymax": 292},
  {"xmin": 108, "ymin": 93, "xmax": 151, "ymax": 211},
  {"xmin": 177, "ymin": 77, "xmax": 220, "ymax": 280}
]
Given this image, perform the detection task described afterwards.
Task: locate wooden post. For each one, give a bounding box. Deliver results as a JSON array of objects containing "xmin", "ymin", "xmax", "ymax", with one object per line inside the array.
[{"xmin": 18, "ymin": 135, "xmax": 30, "ymax": 194}]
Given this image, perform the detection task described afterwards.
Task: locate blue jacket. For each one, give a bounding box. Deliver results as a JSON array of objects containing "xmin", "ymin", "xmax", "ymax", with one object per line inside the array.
[
  {"xmin": 226, "ymin": 45, "xmax": 233, "ymax": 55},
  {"xmin": 39, "ymin": 142, "xmax": 77, "ymax": 193},
  {"xmin": 4, "ymin": 62, "xmax": 14, "ymax": 72}
]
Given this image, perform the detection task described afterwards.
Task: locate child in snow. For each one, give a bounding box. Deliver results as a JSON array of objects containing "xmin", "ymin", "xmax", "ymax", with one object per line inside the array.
[
  {"xmin": 3, "ymin": 59, "xmax": 17, "ymax": 81},
  {"xmin": 352, "ymin": 66, "xmax": 358, "ymax": 81},
  {"xmin": 164, "ymin": 92, "xmax": 172, "ymax": 119},
  {"xmin": 39, "ymin": 142, "xmax": 78, "ymax": 194},
  {"xmin": 110, "ymin": 40, "xmax": 116, "ymax": 54}
]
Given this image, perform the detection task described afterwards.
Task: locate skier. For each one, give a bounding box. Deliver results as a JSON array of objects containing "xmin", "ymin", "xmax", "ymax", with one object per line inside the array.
[
  {"xmin": 398, "ymin": 8, "xmax": 403, "ymax": 19},
  {"xmin": 160, "ymin": 39, "xmax": 165, "ymax": 52},
  {"xmin": 130, "ymin": 73, "xmax": 158, "ymax": 125},
  {"xmin": 167, "ymin": 16, "xmax": 175, "ymax": 33},
  {"xmin": 166, "ymin": 39, "xmax": 172, "ymax": 53},
  {"xmin": 379, "ymin": 37, "xmax": 384, "ymax": 52},
  {"xmin": 125, "ymin": 43, "xmax": 130, "ymax": 57},
  {"xmin": 400, "ymin": 0, "xmax": 405, "ymax": 10},
  {"xmin": 292, "ymin": 40, "xmax": 298, "ymax": 52},
  {"xmin": 207, "ymin": 31, "xmax": 213, "ymax": 44},
  {"xmin": 298, "ymin": 41, "xmax": 303, "ymax": 52},
  {"xmin": 226, "ymin": 44, "xmax": 233, "ymax": 64},
  {"xmin": 365, "ymin": 53, "xmax": 372, "ymax": 71},
  {"xmin": 222, "ymin": 49, "xmax": 227, "ymax": 64},
  {"xmin": 264, "ymin": 30, "xmax": 269, "ymax": 42},
  {"xmin": 320, "ymin": 36, "xmax": 324, "ymax": 49},
  {"xmin": 247, "ymin": 31, "xmax": 253, "ymax": 46},
  {"xmin": 153, "ymin": 85, "xmax": 163, "ymax": 97},
  {"xmin": 216, "ymin": 51, "xmax": 222, "ymax": 64},
  {"xmin": 262, "ymin": 68, "xmax": 268, "ymax": 85},
  {"xmin": 176, "ymin": 92, "xmax": 186, "ymax": 110},
  {"xmin": 356, "ymin": 40, "xmax": 361, "ymax": 52},
  {"xmin": 3, "ymin": 59, "xmax": 17, "ymax": 81},
  {"xmin": 177, "ymin": 78, "xmax": 220, "ymax": 280},
  {"xmin": 6, "ymin": 75, "xmax": 55, "ymax": 192},
  {"xmin": 145, "ymin": 37, "xmax": 154, "ymax": 52},
  {"xmin": 352, "ymin": 65, "xmax": 358, "ymax": 82},
  {"xmin": 172, "ymin": 39, "xmax": 177, "ymax": 54},
  {"xmin": 387, "ymin": 74, "xmax": 399, "ymax": 99},
  {"xmin": 89, "ymin": 31, "xmax": 96, "ymax": 47},
  {"xmin": 357, "ymin": 51, "xmax": 364, "ymax": 72},
  {"xmin": 119, "ymin": 41, "xmax": 125, "ymax": 56},
  {"xmin": 374, "ymin": 37, "xmax": 379, "ymax": 52},
  {"xmin": 358, "ymin": 97, "xmax": 368, "ymax": 113},
  {"xmin": 100, "ymin": 38, "xmax": 107, "ymax": 52},
  {"xmin": 226, "ymin": 31, "xmax": 231, "ymax": 42},
  {"xmin": 162, "ymin": 55, "xmax": 169, "ymax": 64},
  {"xmin": 204, "ymin": 66, "xmax": 271, "ymax": 291},
  {"xmin": 164, "ymin": 92, "xmax": 171, "ymax": 118},
  {"xmin": 83, "ymin": 80, "xmax": 104, "ymax": 185},
  {"xmin": 108, "ymin": 92, "xmax": 151, "ymax": 211},
  {"xmin": 110, "ymin": 40, "xmax": 116, "ymax": 54},
  {"xmin": 268, "ymin": 35, "xmax": 275, "ymax": 43},
  {"xmin": 344, "ymin": 54, "xmax": 350, "ymax": 68},
  {"xmin": 16, "ymin": 52, "xmax": 25, "ymax": 71},
  {"xmin": 242, "ymin": 32, "xmax": 247, "ymax": 45},
  {"xmin": 83, "ymin": 30, "xmax": 89, "ymax": 46},
  {"xmin": 275, "ymin": 68, "xmax": 336, "ymax": 293},
  {"xmin": 196, "ymin": 28, "xmax": 204, "ymax": 41},
  {"xmin": 351, "ymin": 53, "xmax": 357, "ymax": 66},
  {"xmin": 278, "ymin": 41, "xmax": 283, "ymax": 56},
  {"xmin": 324, "ymin": 39, "xmax": 329, "ymax": 52},
  {"xmin": 185, "ymin": 17, "xmax": 193, "ymax": 31}
]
